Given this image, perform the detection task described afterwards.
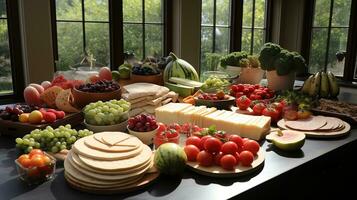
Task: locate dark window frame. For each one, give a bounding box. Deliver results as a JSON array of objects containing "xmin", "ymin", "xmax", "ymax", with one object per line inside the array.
[
  {"xmin": 0, "ymin": 0, "xmax": 25, "ymax": 103},
  {"xmin": 50, "ymin": 0, "xmax": 172, "ymax": 71},
  {"xmin": 302, "ymin": 0, "xmax": 357, "ymax": 81}
]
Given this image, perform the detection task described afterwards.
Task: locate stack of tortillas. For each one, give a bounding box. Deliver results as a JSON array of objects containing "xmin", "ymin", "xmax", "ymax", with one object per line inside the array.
[
  {"xmin": 277, "ymin": 115, "xmax": 351, "ymax": 138},
  {"xmin": 64, "ymin": 131, "xmax": 158, "ymax": 194}
]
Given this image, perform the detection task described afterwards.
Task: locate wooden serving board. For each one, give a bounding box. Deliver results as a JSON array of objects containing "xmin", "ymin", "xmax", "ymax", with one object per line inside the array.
[
  {"xmin": 186, "ymin": 149, "xmax": 265, "ymax": 178},
  {"xmin": 65, "ymin": 171, "xmax": 159, "ymax": 195},
  {"xmin": 277, "ymin": 119, "xmax": 351, "ymax": 139},
  {"xmin": 311, "ymin": 108, "xmax": 357, "ymax": 125},
  {"xmin": 0, "ymin": 107, "xmax": 83, "ymax": 137}
]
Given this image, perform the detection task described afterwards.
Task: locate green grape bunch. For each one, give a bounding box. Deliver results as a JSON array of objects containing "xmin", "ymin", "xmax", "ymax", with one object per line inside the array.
[{"xmin": 15, "ymin": 124, "xmax": 94, "ymax": 153}]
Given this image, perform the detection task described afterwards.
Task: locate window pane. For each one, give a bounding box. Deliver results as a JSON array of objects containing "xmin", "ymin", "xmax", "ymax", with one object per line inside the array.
[
  {"xmin": 215, "ymin": 27, "xmax": 229, "ymax": 54},
  {"xmin": 123, "ymin": 24, "xmax": 143, "ymax": 59},
  {"xmin": 309, "ymin": 28, "xmax": 328, "ymax": 74},
  {"xmin": 254, "ymin": 0, "xmax": 266, "ymax": 28},
  {"xmin": 200, "ymin": 27, "xmax": 213, "ymax": 75},
  {"xmin": 313, "ymin": 0, "xmax": 330, "ymax": 27},
  {"xmin": 0, "ymin": 20, "xmax": 13, "ymax": 94},
  {"xmin": 123, "ymin": 0, "xmax": 142, "ymax": 22},
  {"xmin": 85, "ymin": 23, "xmax": 110, "ymax": 66},
  {"xmin": 241, "ymin": 28, "xmax": 251, "ymax": 53},
  {"xmin": 0, "ymin": 0, "xmax": 6, "ymax": 18},
  {"xmin": 145, "ymin": 0, "xmax": 162, "ymax": 23},
  {"xmin": 253, "ymin": 29, "xmax": 264, "ymax": 54},
  {"xmin": 326, "ymin": 28, "xmax": 348, "ymax": 76},
  {"xmin": 331, "ymin": 0, "xmax": 351, "ymax": 27},
  {"xmin": 56, "ymin": 22, "xmax": 83, "ymax": 71},
  {"xmin": 145, "ymin": 25, "xmax": 163, "ymax": 57},
  {"xmin": 216, "ymin": 0, "xmax": 230, "ymax": 26},
  {"xmin": 201, "ymin": 0, "xmax": 213, "ymax": 25},
  {"xmin": 56, "ymin": 0, "xmax": 82, "ymax": 21},
  {"xmin": 242, "ymin": 0, "xmax": 253, "ymax": 27},
  {"xmin": 84, "ymin": 0, "xmax": 108, "ymax": 21}
]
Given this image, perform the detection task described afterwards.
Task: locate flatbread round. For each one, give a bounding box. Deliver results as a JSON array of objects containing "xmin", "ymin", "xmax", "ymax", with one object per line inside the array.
[
  {"xmin": 73, "ymin": 137, "xmax": 143, "ymax": 161},
  {"xmin": 78, "ymin": 145, "xmax": 152, "ymax": 171},
  {"xmin": 85, "ymin": 135, "xmax": 140, "ymax": 153},
  {"xmin": 285, "ymin": 116, "xmax": 327, "ymax": 131}
]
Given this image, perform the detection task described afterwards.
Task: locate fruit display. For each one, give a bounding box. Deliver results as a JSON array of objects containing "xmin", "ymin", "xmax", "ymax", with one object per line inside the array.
[
  {"xmin": 132, "ymin": 62, "xmax": 160, "ymax": 75},
  {"xmin": 197, "ymin": 91, "xmax": 229, "ymax": 101},
  {"xmin": 168, "ymin": 77, "xmax": 203, "ymax": 88},
  {"xmin": 77, "ymin": 80, "xmax": 120, "ymax": 93},
  {"xmin": 155, "ymin": 103, "xmax": 271, "ymax": 140},
  {"xmin": 127, "ymin": 114, "xmax": 158, "ymax": 132},
  {"xmin": 277, "ymin": 115, "xmax": 350, "ymax": 138},
  {"xmin": 195, "ymin": 91, "xmax": 235, "ymax": 110},
  {"xmin": 0, "ymin": 104, "xmax": 38, "ymax": 121},
  {"xmin": 15, "ymin": 149, "xmax": 56, "ymax": 185},
  {"xmin": 51, "ymin": 75, "xmax": 84, "ymax": 90},
  {"xmin": 230, "ymin": 84, "xmax": 275, "ymax": 101},
  {"xmin": 55, "ymin": 89, "xmax": 80, "ymax": 113},
  {"xmin": 200, "ymin": 76, "xmax": 230, "ymax": 93},
  {"xmin": 301, "ymin": 71, "xmax": 340, "ymax": 98},
  {"xmin": 15, "ymin": 124, "xmax": 93, "ymax": 153},
  {"xmin": 116, "ymin": 63, "xmax": 132, "ymax": 79},
  {"xmin": 154, "ymin": 143, "xmax": 187, "ymax": 175},
  {"xmin": 183, "ymin": 130, "xmax": 261, "ymax": 170},
  {"xmin": 83, "ymin": 99, "xmax": 130, "ymax": 126},
  {"xmin": 266, "ymin": 130, "xmax": 305, "ymax": 151},
  {"xmin": 64, "ymin": 132, "xmax": 157, "ymax": 193}
]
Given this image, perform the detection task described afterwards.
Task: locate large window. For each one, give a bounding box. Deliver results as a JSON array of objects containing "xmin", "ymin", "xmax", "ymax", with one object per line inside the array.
[
  {"xmin": 308, "ymin": 0, "xmax": 352, "ymax": 76},
  {"xmin": 52, "ymin": 0, "xmax": 168, "ymax": 71},
  {"xmin": 0, "ymin": 0, "xmax": 24, "ymax": 99},
  {"xmin": 123, "ymin": 0, "xmax": 164, "ymax": 59},
  {"xmin": 241, "ymin": 0, "xmax": 268, "ymax": 54}
]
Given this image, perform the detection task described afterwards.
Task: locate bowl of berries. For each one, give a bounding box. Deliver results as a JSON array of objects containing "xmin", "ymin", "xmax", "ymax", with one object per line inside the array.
[
  {"xmin": 15, "ymin": 149, "xmax": 56, "ymax": 185},
  {"xmin": 73, "ymin": 80, "xmax": 121, "ymax": 108},
  {"xmin": 195, "ymin": 91, "xmax": 235, "ymax": 110},
  {"xmin": 127, "ymin": 114, "xmax": 159, "ymax": 145}
]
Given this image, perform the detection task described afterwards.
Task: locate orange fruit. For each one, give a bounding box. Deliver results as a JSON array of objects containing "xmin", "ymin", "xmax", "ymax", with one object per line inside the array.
[
  {"xmin": 18, "ymin": 113, "xmax": 30, "ymax": 123},
  {"xmin": 29, "ymin": 110, "xmax": 43, "ymax": 124}
]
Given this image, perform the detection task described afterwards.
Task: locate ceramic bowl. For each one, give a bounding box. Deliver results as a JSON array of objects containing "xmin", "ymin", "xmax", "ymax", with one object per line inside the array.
[
  {"xmin": 72, "ymin": 87, "xmax": 122, "ymax": 108},
  {"xmin": 127, "ymin": 126, "xmax": 159, "ymax": 145}
]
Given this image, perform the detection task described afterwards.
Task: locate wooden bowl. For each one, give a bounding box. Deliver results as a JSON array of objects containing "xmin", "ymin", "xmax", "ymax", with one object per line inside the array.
[
  {"xmin": 194, "ymin": 95, "xmax": 235, "ymax": 110},
  {"xmin": 130, "ymin": 73, "xmax": 163, "ymax": 85},
  {"xmin": 72, "ymin": 87, "xmax": 122, "ymax": 108}
]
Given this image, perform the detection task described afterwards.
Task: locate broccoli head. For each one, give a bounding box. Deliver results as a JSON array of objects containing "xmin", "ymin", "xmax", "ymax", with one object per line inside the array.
[
  {"xmin": 220, "ymin": 51, "xmax": 248, "ymax": 67},
  {"xmin": 259, "ymin": 43, "xmax": 282, "ymax": 70},
  {"xmin": 274, "ymin": 50, "xmax": 295, "ymax": 76},
  {"xmin": 291, "ymin": 51, "xmax": 306, "ymax": 74}
]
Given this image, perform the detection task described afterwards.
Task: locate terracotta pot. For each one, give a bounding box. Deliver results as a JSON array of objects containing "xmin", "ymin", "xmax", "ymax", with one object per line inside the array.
[
  {"xmin": 72, "ymin": 87, "xmax": 122, "ymax": 108},
  {"xmin": 266, "ymin": 70, "xmax": 296, "ymax": 91},
  {"xmin": 130, "ymin": 73, "xmax": 163, "ymax": 85},
  {"xmin": 237, "ymin": 67, "xmax": 265, "ymax": 84}
]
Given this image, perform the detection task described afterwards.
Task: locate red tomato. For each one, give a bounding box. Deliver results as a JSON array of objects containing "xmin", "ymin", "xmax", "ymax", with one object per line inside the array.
[
  {"xmin": 231, "ymin": 85, "xmax": 239, "ymax": 92},
  {"xmin": 235, "ymin": 92, "xmax": 244, "ymax": 98},
  {"xmin": 186, "ymin": 136, "xmax": 202, "ymax": 149},
  {"xmin": 242, "ymin": 88, "xmax": 250, "ymax": 94},
  {"xmin": 262, "ymin": 107, "xmax": 280, "ymax": 122},
  {"xmin": 169, "ymin": 123, "xmax": 181, "ymax": 132},
  {"xmin": 254, "ymin": 84, "xmax": 260, "ymax": 89},
  {"xmin": 240, "ymin": 151, "xmax": 254, "ymax": 166},
  {"xmin": 214, "ymin": 152, "xmax": 224, "ymax": 166},
  {"xmin": 271, "ymin": 102, "xmax": 284, "ymax": 113},
  {"xmin": 30, "ymin": 155, "xmax": 45, "ymax": 167},
  {"xmin": 199, "ymin": 135, "xmax": 213, "ymax": 150},
  {"xmin": 18, "ymin": 154, "xmax": 31, "ymax": 168},
  {"xmin": 42, "ymin": 155, "xmax": 51, "ymax": 165},
  {"xmin": 28, "ymin": 149, "xmax": 44, "ymax": 159},
  {"xmin": 204, "ymin": 138, "xmax": 222, "ymax": 153},
  {"xmin": 221, "ymin": 141, "xmax": 238, "ymax": 155},
  {"xmin": 236, "ymin": 95, "xmax": 252, "ymax": 110},
  {"xmin": 197, "ymin": 151, "xmax": 214, "ymax": 167},
  {"xmin": 220, "ymin": 154, "xmax": 237, "ymax": 170},
  {"xmin": 234, "ymin": 152, "xmax": 240, "ymax": 165},
  {"xmin": 229, "ymin": 135, "xmax": 244, "ymax": 147},
  {"xmin": 184, "ymin": 145, "xmax": 200, "ymax": 161},
  {"xmin": 156, "ymin": 122, "xmax": 166, "ymax": 135},
  {"xmin": 242, "ymin": 138, "xmax": 250, "ymax": 144},
  {"xmin": 248, "ymin": 86, "xmax": 255, "ymax": 93},
  {"xmin": 252, "ymin": 103, "xmax": 266, "ymax": 115},
  {"xmin": 165, "ymin": 129, "xmax": 178, "ymax": 138},
  {"xmin": 243, "ymin": 140, "xmax": 260, "ymax": 155}
]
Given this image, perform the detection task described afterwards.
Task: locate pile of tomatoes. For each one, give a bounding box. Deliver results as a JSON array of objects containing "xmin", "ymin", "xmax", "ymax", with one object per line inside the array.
[
  {"xmin": 184, "ymin": 134, "xmax": 260, "ymax": 170},
  {"xmin": 230, "ymin": 84, "xmax": 275, "ymax": 101}
]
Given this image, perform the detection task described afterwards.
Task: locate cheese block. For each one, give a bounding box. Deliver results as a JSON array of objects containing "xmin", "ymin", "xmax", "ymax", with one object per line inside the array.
[
  {"xmin": 192, "ymin": 107, "xmax": 217, "ymax": 126},
  {"xmin": 155, "ymin": 103, "xmax": 192, "ymax": 124}
]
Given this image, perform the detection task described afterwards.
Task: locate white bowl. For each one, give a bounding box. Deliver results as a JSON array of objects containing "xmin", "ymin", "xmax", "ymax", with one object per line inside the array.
[
  {"xmin": 84, "ymin": 120, "xmax": 128, "ymax": 133},
  {"xmin": 127, "ymin": 126, "xmax": 158, "ymax": 145}
]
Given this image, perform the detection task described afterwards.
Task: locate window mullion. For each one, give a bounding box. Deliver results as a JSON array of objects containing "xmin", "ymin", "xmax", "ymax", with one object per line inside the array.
[
  {"xmin": 324, "ymin": 0, "xmax": 334, "ymax": 71},
  {"xmin": 212, "ymin": 0, "xmax": 216, "ymax": 53},
  {"xmin": 142, "ymin": 0, "xmax": 145, "ymax": 59},
  {"xmin": 82, "ymin": 0, "xmax": 86, "ymax": 55},
  {"xmin": 250, "ymin": 0, "xmax": 255, "ymax": 55}
]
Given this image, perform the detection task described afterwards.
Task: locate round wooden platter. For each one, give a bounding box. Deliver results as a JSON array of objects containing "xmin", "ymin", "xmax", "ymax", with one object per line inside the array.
[
  {"xmin": 65, "ymin": 171, "xmax": 159, "ymax": 195},
  {"xmin": 186, "ymin": 149, "xmax": 265, "ymax": 178},
  {"xmin": 277, "ymin": 119, "xmax": 351, "ymax": 139}
]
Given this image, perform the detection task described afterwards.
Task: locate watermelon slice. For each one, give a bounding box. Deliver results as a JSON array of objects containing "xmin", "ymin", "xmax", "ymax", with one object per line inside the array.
[{"xmin": 40, "ymin": 86, "xmax": 63, "ymax": 108}]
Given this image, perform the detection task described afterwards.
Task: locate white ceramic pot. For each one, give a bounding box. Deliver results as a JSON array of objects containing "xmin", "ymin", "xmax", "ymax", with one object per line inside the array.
[
  {"xmin": 237, "ymin": 67, "xmax": 265, "ymax": 84},
  {"xmin": 225, "ymin": 66, "xmax": 241, "ymax": 77},
  {"xmin": 266, "ymin": 70, "xmax": 296, "ymax": 91}
]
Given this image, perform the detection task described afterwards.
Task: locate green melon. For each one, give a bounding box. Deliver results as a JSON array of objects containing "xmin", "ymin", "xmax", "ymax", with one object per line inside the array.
[
  {"xmin": 266, "ymin": 130, "xmax": 305, "ymax": 151},
  {"xmin": 154, "ymin": 143, "xmax": 187, "ymax": 176}
]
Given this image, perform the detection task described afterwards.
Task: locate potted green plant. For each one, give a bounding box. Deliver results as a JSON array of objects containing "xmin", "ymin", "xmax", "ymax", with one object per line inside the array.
[
  {"xmin": 220, "ymin": 51, "xmax": 264, "ymax": 84},
  {"xmin": 259, "ymin": 43, "xmax": 306, "ymax": 91}
]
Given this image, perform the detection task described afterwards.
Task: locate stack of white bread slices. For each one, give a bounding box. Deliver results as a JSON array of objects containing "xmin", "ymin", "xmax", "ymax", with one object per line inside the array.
[
  {"xmin": 64, "ymin": 132, "xmax": 156, "ymax": 193},
  {"xmin": 155, "ymin": 103, "xmax": 271, "ymax": 140}
]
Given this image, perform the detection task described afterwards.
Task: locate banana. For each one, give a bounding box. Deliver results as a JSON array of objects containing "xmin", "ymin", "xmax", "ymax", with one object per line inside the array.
[
  {"xmin": 301, "ymin": 75, "xmax": 314, "ymax": 94},
  {"xmin": 327, "ymin": 71, "xmax": 340, "ymax": 98},
  {"xmin": 308, "ymin": 72, "xmax": 321, "ymax": 97},
  {"xmin": 320, "ymin": 72, "xmax": 330, "ymax": 98}
]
